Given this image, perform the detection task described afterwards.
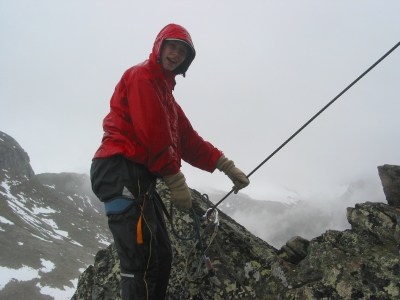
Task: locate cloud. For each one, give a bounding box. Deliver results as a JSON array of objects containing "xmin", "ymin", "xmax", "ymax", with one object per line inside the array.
[{"xmin": 1, "ymin": 0, "xmax": 399, "ymax": 203}]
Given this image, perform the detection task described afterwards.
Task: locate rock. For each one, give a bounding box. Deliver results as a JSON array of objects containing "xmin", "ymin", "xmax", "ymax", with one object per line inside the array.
[
  {"xmin": 0, "ymin": 131, "xmax": 34, "ymax": 179},
  {"xmin": 288, "ymin": 227, "xmax": 399, "ymax": 299},
  {"xmin": 347, "ymin": 202, "xmax": 400, "ymax": 243},
  {"xmin": 277, "ymin": 236, "xmax": 310, "ymax": 264},
  {"xmin": 378, "ymin": 164, "xmax": 400, "ymax": 208},
  {"xmin": 72, "ymin": 245, "xmax": 120, "ymax": 300}
]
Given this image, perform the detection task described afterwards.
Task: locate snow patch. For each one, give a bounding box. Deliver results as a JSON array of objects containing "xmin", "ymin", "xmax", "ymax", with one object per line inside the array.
[
  {"xmin": 54, "ymin": 229, "xmax": 69, "ymax": 238},
  {"xmin": 0, "ymin": 259, "xmax": 70, "ymax": 298},
  {"xmin": 0, "ymin": 216, "xmax": 14, "ymax": 225},
  {"xmin": 32, "ymin": 205, "xmax": 58, "ymax": 215},
  {"xmin": 43, "ymin": 184, "xmax": 55, "ymax": 189},
  {"xmin": 40, "ymin": 258, "xmax": 55, "ymax": 273},
  {"xmin": 31, "ymin": 233, "xmax": 53, "ymax": 243},
  {"xmin": 0, "ymin": 180, "xmax": 17, "ymax": 200},
  {"xmin": 96, "ymin": 233, "xmax": 111, "ymax": 246},
  {"xmin": 36, "ymin": 281, "xmax": 77, "ymax": 299},
  {"xmin": 42, "ymin": 218, "xmax": 58, "ymax": 228},
  {"xmin": 0, "ymin": 265, "xmax": 39, "ymax": 289},
  {"xmin": 70, "ymin": 240, "xmax": 83, "ymax": 247}
]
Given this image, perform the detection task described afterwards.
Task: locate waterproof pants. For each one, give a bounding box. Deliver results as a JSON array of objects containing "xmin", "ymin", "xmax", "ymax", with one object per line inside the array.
[{"xmin": 107, "ymin": 193, "xmax": 172, "ymax": 300}]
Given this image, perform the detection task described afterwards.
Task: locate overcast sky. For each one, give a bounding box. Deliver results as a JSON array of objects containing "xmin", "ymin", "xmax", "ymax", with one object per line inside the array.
[{"xmin": 1, "ymin": 0, "xmax": 399, "ymax": 202}]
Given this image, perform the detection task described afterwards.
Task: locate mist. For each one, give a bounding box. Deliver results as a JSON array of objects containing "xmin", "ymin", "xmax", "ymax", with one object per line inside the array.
[
  {"xmin": 1, "ymin": 1, "xmax": 399, "ymax": 245},
  {"xmin": 210, "ymin": 174, "xmax": 385, "ymax": 248}
]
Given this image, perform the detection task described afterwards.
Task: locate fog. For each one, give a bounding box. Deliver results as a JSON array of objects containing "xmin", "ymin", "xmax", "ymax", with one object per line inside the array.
[
  {"xmin": 221, "ymin": 175, "xmax": 384, "ymax": 247},
  {"xmin": 1, "ymin": 1, "xmax": 399, "ymax": 235}
]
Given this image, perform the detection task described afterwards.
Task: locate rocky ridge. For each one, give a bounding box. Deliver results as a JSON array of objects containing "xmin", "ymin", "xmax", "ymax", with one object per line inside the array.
[{"xmin": 72, "ymin": 165, "xmax": 400, "ymax": 299}]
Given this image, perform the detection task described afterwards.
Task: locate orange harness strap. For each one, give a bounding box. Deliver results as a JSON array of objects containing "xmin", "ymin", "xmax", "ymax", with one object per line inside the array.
[{"xmin": 136, "ymin": 210, "xmax": 143, "ymax": 245}]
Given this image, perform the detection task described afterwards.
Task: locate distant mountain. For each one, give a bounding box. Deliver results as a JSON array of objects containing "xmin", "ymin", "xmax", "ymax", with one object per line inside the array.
[{"xmin": 0, "ymin": 131, "xmax": 112, "ymax": 299}]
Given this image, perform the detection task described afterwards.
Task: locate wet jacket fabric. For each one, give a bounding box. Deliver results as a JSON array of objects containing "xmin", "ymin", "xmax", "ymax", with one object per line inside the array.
[{"xmin": 93, "ymin": 24, "xmax": 222, "ymax": 177}]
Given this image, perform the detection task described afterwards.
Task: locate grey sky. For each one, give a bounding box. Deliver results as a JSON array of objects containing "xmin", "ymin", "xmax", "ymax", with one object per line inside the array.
[{"xmin": 1, "ymin": 0, "xmax": 399, "ymax": 202}]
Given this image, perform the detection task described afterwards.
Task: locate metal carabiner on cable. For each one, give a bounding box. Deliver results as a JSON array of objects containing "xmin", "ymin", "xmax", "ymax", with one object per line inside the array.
[{"xmin": 204, "ymin": 207, "xmax": 219, "ymax": 226}]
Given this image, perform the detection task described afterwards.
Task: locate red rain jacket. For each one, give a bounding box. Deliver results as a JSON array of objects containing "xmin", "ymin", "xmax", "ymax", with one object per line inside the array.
[{"xmin": 93, "ymin": 24, "xmax": 222, "ymax": 176}]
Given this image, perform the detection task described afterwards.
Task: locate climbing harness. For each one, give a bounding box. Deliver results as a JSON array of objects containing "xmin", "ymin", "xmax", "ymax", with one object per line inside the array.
[{"xmin": 210, "ymin": 40, "xmax": 400, "ymax": 213}]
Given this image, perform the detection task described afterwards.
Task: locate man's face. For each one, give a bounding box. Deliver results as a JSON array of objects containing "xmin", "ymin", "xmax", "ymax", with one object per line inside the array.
[{"xmin": 160, "ymin": 40, "xmax": 188, "ymax": 72}]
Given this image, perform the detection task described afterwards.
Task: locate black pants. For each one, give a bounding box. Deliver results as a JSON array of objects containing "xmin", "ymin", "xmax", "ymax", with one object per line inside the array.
[
  {"xmin": 90, "ymin": 156, "xmax": 172, "ymax": 299},
  {"xmin": 108, "ymin": 193, "xmax": 172, "ymax": 300}
]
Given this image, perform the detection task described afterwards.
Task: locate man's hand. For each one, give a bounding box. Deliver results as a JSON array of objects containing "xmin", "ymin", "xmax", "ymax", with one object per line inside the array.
[
  {"xmin": 216, "ymin": 155, "xmax": 250, "ymax": 193},
  {"xmin": 163, "ymin": 171, "xmax": 192, "ymax": 208}
]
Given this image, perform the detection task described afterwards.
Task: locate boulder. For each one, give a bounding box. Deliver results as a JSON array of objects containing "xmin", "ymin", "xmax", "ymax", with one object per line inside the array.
[{"xmin": 378, "ymin": 164, "xmax": 400, "ymax": 208}]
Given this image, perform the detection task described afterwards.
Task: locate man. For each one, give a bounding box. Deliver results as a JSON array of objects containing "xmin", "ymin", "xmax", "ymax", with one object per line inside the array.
[{"xmin": 90, "ymin": 23, "xmax": 249, "ymax": 299}]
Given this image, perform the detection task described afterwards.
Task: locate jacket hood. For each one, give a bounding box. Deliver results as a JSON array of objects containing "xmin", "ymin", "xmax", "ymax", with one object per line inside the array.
[{"xmin": 151, "ymin": 24, "xmax": 196, "ymax": 77}]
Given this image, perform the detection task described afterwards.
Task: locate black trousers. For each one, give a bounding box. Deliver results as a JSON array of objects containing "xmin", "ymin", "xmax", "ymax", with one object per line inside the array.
[
  {"xmin": 91, "ymin": 156, "xmax": 172, "ymax": 300},
  {"xmin": 108, "ymin": 193, "xmax": 172, "ymax": 300}
]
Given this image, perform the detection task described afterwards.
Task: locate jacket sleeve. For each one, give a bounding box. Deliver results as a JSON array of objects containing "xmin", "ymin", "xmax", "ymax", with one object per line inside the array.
[
  {"xmin": 176, "ymin": 104, "xmax": 223, "ymax": 172},
  {"xmin": 126, "ymin": 75, "xmax": 180, "ymax": 176}
]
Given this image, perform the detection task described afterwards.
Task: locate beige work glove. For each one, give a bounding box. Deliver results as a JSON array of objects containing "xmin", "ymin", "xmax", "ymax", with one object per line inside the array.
[
  {"xmin": 216, "ymin": 155, "xmax": 250, "ymax": 194},
  {"xmin": 163, "ymin": 171, "xmax": 192, "ymax": 209}
]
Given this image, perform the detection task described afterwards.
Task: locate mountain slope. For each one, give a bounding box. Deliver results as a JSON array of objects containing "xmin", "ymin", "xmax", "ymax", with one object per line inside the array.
[{"xmin": 0, "ymin": 131, "xmax": 112, "ymax": 299}]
